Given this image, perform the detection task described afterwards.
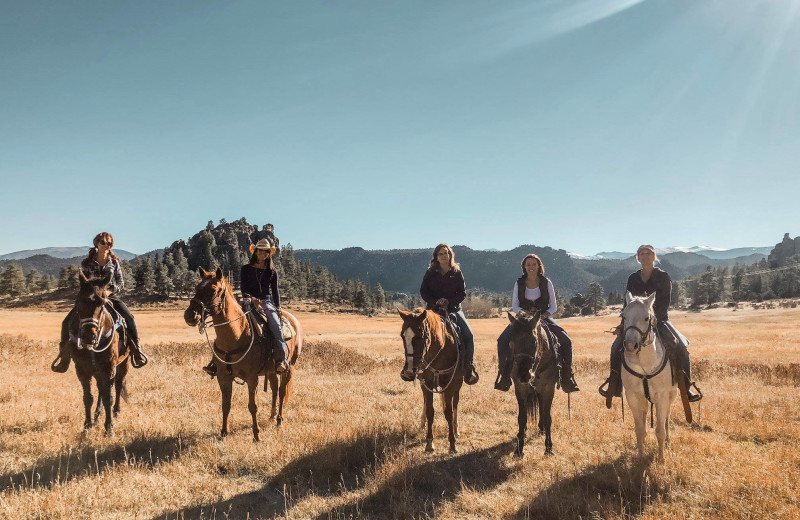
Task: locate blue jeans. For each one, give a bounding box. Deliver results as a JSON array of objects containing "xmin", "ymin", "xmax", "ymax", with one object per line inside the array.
[
  {"xmin": 260, "ymin": 300, "xmax": 288, "ymax": 358},
  {"xmin": 453, "ymin": 310, "xmax": 475, "ymax": 364}
]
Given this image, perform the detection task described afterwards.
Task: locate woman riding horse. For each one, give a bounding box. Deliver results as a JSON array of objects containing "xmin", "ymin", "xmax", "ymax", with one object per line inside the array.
[
  {"xmin": 419, "ymin": 244, "xmax": 479, "ymax": 385},
  {"xmin": 494, "ymin": 254, "xmax": 580, "ymax": 393},
  {"xmin": 203, "ymin": 238, "xmax": 288, "ymax": 377},
  {"xmin": 52, "ymin": 232, "xmax": 148, "ymax": 373},
  {"xmin": 598, "ymin": 244, "xmax": 702, "ymax": 406}
]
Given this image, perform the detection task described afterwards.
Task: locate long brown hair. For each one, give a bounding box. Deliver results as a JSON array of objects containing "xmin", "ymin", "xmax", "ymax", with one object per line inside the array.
[
  {"xmin": 429, "ymin": 244, "xmax": 460, "ymax": 273},
  {"xmin": 86, "ymin": 232, "xmax": 120, "ymax": 263},
  {"xmin": 249, "ymin": 250, "xmax": 274, "ymax": 272},
  {"xmin": 520, "ymin": 253, "xmax": 545, "ymax": 276}
]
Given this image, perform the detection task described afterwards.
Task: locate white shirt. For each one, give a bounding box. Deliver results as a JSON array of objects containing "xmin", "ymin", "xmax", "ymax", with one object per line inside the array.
[{"xmin": 511, "ymin": 279, "xmax": 557, "ymax": 315}]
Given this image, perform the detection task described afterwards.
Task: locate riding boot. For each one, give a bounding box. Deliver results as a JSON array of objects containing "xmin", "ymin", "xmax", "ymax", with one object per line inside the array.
[
  {"xmin": 494, "ymin": 353, "xmax": 513, "ymax": 392},
  {"xmin": 202, "ymin": 358, "xmax": 217, "ymax": 378},
  {"xmin": 129, "ymin": 339, "xmax": 149, "ymax": 368},
  {"xmin": 463, "ymin": 352, "xmax": 479, "ymax": 385},
  {"xmin": 51, "ymin": 340, "xmax": 72, "ymax": 373},
  {"xmin": 598, "ymin": 343, "xmax": 623, "ymax": 408},
  {"xmin": 559, "ymin": 365, "xmax": 580, "ymax": 393},
  {"xmin": 274, "ymin": 343, "xmax": 288, "ymax": 374},
  {"xmin": 676, "ymin": 341, "xmax": 702, "ymax": 402}
]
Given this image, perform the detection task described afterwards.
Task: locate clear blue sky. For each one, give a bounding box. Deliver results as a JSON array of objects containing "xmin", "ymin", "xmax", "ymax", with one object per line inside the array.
[{"xmin": 2, "ymin": 0, "xmax": 798, "ymax": 256}]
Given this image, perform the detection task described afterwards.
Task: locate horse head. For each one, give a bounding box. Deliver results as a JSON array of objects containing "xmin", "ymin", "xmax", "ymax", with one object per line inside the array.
[
  {"xmin": 184, "ymin": 267, "xmax": 227, "ymax": 326},
  {"xmin": 75, "ymin": 270, "xmax": 113, "ymax": 349},
  {"xmin": 397, "ymin": 307, "xmax": 430, "ymax": 381},
  {"xmin": 622, "ymin": 291, "xmax": 656, "ymax": 354},
  {"xmin": 507, "ymin": 310, "xmax": 543, "ymax": 384}
]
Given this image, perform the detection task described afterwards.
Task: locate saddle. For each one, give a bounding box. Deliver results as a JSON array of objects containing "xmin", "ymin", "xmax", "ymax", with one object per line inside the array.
[
  {"xmin": 248, "ymin": 307, "xmax": 294, "ymax": 346},
  {"xmin": 68, "ymin": 302, "xmax": 129, "ymax": 354}
]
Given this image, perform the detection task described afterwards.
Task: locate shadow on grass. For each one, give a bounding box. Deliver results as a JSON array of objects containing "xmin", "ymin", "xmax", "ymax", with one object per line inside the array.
[
  {"xmin": 0, "ymin": 434, "xmax": 195, "ymax": 492},
  {"xmin": 152, "ymin": 427, "xmax": 410, "ymax": 520},
  {"xmin": 511, "ymin": 454, "xmax": 669, "ymax": 519},
  {"xmin": 317, "ymin": 441, "xmax": 516, "ymax": 519}
]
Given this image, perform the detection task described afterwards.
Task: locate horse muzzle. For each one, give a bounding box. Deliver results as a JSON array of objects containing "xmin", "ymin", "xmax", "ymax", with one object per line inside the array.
[{"xmin": 184, "ymin": 309, "xmax": 201, "ymax": 327}]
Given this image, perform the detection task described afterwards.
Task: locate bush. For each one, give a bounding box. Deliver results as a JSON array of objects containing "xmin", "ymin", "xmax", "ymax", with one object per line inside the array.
[{"xmin": 461, "ymin": 297, "xmax": 494, "ymax": 319}]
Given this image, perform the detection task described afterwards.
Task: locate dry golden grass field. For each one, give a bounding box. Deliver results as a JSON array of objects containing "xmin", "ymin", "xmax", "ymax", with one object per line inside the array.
[{"xmin": 0, "ymin": 305, "xmax": 798, "ymax": 519}]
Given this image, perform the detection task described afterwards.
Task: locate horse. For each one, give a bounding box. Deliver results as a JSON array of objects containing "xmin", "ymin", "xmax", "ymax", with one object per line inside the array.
[
  {"xmin": 70, "ymin": 271, "xmax": 131, "ymax": 435},
  {"xmin": 621, "ymin": 291, "xmax": 677, "ymax": 461},
  {"xmin": 397, "ymin": 308, "xmax": 464, "ymax": 453},
  {"xmin": 184, "ymin": 267, "xmax": 303, "ymax": 441},
  {"xmin": 506, "ymin": 311, "xmax": 559, "ymax": 456}
]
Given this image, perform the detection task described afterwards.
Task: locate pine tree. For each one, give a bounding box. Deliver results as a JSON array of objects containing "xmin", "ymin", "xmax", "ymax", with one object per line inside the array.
[
  {"xmin": 172, "ymin": 249, "xmax": 190, "ymax": 295},
  {"xmin": 25, "ymin": 268, "xmax": 41, "ymax": 294},
  {"xmin": 153, "ymin": 253, "xmax": 174, "ymax": 297},
  {"xmin": 0, "ymin": 264, "xmax": 26, "ymax": 297},
  {"xmin": 585, "ymin": 282, "xmax": 606, "ymax": 315},
  {"xmin": 134, "ymin": 256, "xmax": 155, "ymax": 293},
  {"xmin": 58, "ymin": 265, "xmax": 81, "ymax": 290},
  {"xmin": 373, "ymin": 283, "xmax": 386, "ymax": 310},
  {"xmin": 38, "ymin": 274, "xmax": 56, "ymax": 292}
]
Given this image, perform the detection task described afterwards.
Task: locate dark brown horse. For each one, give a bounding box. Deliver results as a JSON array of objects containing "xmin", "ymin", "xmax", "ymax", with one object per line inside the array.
[
  {"xmin": 506, "ymin": 311, "xmax": 559, "ymax": 456},
  {"xmin": 184, "ymin": 267, "xmax": 303, "ymax": 441},
  {"xmin": 71, "ymin": 271, "xmax": 131, "ymax": 435},
  {"xmin": 397, "ymin": 308, "xmax": 464, "ymax": 453}
]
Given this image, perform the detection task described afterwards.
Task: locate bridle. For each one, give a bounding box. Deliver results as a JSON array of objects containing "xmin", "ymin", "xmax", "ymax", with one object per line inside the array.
[
  {"xmin": 77, "ymin": 301, "xmax": 116, "ymax": 353},
  {"xmin": 622, "ymin": 309, "xmax": 655, "ymax": 354},
  {"xmin": 403, "ymin": 315, "xmax": 459, "ymax": 394},
  {"xmin": 190, "ymin": 278, "xmax": 255, "ymax": 367}
]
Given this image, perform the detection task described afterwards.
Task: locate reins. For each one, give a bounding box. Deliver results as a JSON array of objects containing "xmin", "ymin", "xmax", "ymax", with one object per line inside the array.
[
  {"xmin": 416, "ymin": 313, "xmax": 460, "ymax": 394},
  {"xmin": 194, "ymin": 284, "xmax": 256, "ymax": 368}
]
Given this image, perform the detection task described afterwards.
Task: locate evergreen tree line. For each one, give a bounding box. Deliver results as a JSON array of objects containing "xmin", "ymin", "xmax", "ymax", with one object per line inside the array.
[
  {"xmin": 678, "ymin": 259, "xmax": 800, "ymax": 307},
  {"xmin": 0, "ymin": 264, "xmax": 56, "ymax": 297}
]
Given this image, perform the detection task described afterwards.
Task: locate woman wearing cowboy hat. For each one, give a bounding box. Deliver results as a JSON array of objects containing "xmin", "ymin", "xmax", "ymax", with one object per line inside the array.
[
  {"xmin": 598, "ymin": 244, "xmax": 701, "ymax": 407},
  {"xmin": 202, "ymin": 237, "xmax": 288, "ymax": 377}
]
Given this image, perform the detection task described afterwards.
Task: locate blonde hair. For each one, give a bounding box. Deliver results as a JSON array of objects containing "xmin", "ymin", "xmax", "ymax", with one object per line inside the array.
[{"xmin": 636, "ymin": 244, "xmax": 659, "ymax": 264}]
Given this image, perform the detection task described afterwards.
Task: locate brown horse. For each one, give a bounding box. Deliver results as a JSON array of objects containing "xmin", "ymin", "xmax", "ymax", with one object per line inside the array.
[
  {"xmin": 397, "ymin": 308, "xmax": 464, "ymax": 453},
  {"xmin": 184, "ymin": 267, "xmax": 303, "ymax": 441},
  {"xmin": 71, "ymin": 271, "xmax": 131, "ymax": 435},
  {"xmin": 506, "ymin": 311, "xmax": 559, "ymax": 456}
]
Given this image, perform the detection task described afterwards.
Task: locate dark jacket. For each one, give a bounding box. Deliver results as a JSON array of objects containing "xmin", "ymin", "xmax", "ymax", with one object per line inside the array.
[
  {"xmin": 516, "ymin": 274, "xmax": 552, "ymax": 312},
  {"xmin": 420, "ymin": 267, "xmax": 466, "ymax": 313},
  {"xmin": 626, "ymin": 268, "xmax": 671, "ymax": 322},
  {"xmin": 240, "ymin": 264, "xmax": 280, "ymax": 308}
]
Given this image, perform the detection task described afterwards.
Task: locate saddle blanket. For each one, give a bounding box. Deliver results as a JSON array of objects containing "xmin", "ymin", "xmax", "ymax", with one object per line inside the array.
[{"xmin": 280, "ymin": 316, "xmax": 295, "ymax": 340}]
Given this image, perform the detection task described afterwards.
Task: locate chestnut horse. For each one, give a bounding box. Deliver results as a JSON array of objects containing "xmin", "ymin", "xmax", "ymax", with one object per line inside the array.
[
  {"xmin": 506, "ymin": 311, "xmax": 559, "ymax": 456},
  {"xmin": 71, "ymin": 271, "xmax": 131, "ymax": 434},
  {"xmin": 184, "ymin": 267, "xmax": 303, "ymax": 441},
  {"xmin": 397, "ymin": 308, "xmax": 464, "ymax": 453}
]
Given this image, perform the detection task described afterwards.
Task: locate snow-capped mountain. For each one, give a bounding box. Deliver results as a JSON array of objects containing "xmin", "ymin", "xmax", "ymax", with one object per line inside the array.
[{"xmin": 569, "ymin": 246, "xmax": 772, "ymax": 261}]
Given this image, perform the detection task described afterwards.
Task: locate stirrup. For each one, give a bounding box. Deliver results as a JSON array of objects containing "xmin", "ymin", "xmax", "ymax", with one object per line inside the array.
[
  {"xmin": 131, "ymin": 350, "xmax": 149, "ymax": 369},
  {"xmin": 275, "ymin": 358, "xmax": 288, "ymax": 373},
  {"xmin": 687, "ymin": 381, "xmax": 703, "ymax": 402},
  {"xmin": 464, "ymin": 365, "xmax": 479, "ymax": 385},
  {"xmin": 202, "ymin": 361, "xmax": 217, "ymax": 378},
  {"xmin": 561, "ymin": 374, "xmax": 580, "ymax": 393},
  {"xmin": 51, "ymin": 354, "xmax": 70, "ymax": 373}
]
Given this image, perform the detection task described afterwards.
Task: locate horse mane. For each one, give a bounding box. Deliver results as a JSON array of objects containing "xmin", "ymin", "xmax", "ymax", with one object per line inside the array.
[{"xmin": 422, "ymin": 310, "xmax": 454, "ymax": 348}]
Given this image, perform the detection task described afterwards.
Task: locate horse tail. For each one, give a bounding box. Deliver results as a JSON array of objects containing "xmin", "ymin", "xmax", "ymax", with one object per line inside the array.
[
  {"xmin": 120, "ymin": 380, "xmax": 129, "ymax": 404},
  {"xmin": 284, "ymin": 311, "xmax": 303, "ymax": 364},
  {"xmin": 527, "ymin": 393, "xmax": 537, "ymax": 422}
]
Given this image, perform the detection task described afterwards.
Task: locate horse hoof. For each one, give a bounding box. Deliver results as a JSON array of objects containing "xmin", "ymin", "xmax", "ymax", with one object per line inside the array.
[
  {"xmin": 105, "ymin": 427, "xmax": 114, "ymax": 437},
  {"xmin": 514, "ymin": 448, "xmax": 524, "ymax": 458},
  {"xmin": 253, "ymin": 436, "xmax": 260, "ymax": 443},
  {"xmin": 449, "ymin": 446, "xmax": 458, "ymax": 454},
  {"xmin": 276, "ymin": 417, "xmax": 283, "ymax": 428},
  {"xmin": 544, "ymin": 448, "xmax": 553, "ymax": 457},
  {"xmin": 84, "ymin": 422, "xmax": 92, "ymax": 430},
  {"xmin": 425, "ymin": 444, "xmax": 434, "ymax": 453},
  {"xmin": 220, "ymin": 431, "xmax": 228, "ymax": 439}
]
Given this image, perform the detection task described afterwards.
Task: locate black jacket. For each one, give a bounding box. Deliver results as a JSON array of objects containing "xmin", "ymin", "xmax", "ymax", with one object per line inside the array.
[
  {"xmin": 240, "ymin": 264, "xmax": 280, "ymax": 307},
  {"xmin": 420, "ymin": 267, "xmax": 466, "ymax": 313},
  {"xmin": 626, "ymin": 268, "xmax": 671, "ymax": 322}
]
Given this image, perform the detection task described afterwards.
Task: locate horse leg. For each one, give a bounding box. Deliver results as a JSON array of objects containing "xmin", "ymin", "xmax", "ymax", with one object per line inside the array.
[
  {"xmin": 452, "ymin": 390, "xmax": 460, "ymax": 438},
  {"xmin": 113, "ymin": 362, "xmax": 127, "ymax": 417},
  {"xmin": 654, "ymin": 396, "xmax": 671, "ymax": 462},
  {"xmin": 218, "ymin": 375, "xmax": 233, "ymax": 438},
  {"xmin": 514, "ymin": 387, "xmax": 528, "ymax": 457},
  {"xmin": 79, "ymin": 372, "xmax": 93, "ymax": 430},
  {"xmin": 423, "ymin": 389, "xmax": 435, "ymax": 452},
  {"xmin": 540, "ymin": 389, "xmax": 554, "ymax": 456},
  {"xmin": 537, "ymin": 392, "xmax": 545, "ymax": 435},
  {"xmin": 443, "ymin": 391, "xmax": 457, "ymax": 454},
  {"xmin": 276, "ymin": 367, "xmax": 292, "ymax": 428},
  {"xmin": 628, "ymin": 392, "xmax": 647, "ymax": 457},
  {"xmin": 97, "ymin": 376, "xmax": 114, "ymax": 435},
  {"xmin": 247, "ymin": 376, "xmax": 260, "ymax": 442},
  {"xmin": 268, "ymin": 372, "xmax": 279, "ymax": 420}
]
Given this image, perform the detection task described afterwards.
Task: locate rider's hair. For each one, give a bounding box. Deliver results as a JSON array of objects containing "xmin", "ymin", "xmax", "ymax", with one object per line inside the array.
[
  {"xmin": 429, "ymin": 244, "xmax": 460, "ymax": 273},
  {"xmin": 249, "ymin": 249, "xmax": 274, "ymax": 272},
  {"xmin": 520, "ymin": 254, "xmax": 545, "ymax": 276},
  {"xmin": 636, "ymin": 244, "xmax": 659, "ymax": 264},
  {"xmin": 87, "ymin": 232, "xmax": 120, "ymax": 263}
]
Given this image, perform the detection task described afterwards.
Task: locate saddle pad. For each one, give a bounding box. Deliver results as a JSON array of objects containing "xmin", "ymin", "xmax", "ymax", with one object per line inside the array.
[{"xmin": 281, "ymin": 317, "xmax": 295, "ymax": 340}]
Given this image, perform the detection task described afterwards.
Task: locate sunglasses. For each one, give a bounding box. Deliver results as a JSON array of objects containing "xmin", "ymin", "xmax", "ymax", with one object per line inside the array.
[{"xmin": 98, "ymin": 240, "xmax": 112, "ymax": 246}]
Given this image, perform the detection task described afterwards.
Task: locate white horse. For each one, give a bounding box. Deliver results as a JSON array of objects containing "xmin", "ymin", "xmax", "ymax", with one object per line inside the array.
[{"xmin": 621, "ymin": 292, "xmax": 678, "ymax": 461}]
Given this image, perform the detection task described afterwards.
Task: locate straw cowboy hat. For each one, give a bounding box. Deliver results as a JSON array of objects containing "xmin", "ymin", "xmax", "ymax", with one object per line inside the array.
[{"xmin": 249, "ymin": 238, "xmax": 276, "ymax": 255}]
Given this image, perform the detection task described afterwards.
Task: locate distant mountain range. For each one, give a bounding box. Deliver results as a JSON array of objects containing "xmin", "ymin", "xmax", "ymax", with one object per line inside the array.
[
  {"xmin": 0, "ymin": 243, "xmax": 775, "ymax": 296},
  {"xmin": 0, "ymin": 247, "xmax": 137, "ymax": 261},
  {"xmin": 569, "ymin": 246, "xmax": 772, "ymax": 261}
]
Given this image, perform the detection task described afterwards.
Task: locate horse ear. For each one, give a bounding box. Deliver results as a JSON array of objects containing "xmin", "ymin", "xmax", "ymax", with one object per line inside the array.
[
  {"xmin": 79, "ymin": 270, "xmax": 89, "ymax": 285},
  {"xmin": 198, "ymin": 267, "xmax": 210, "ymax": 278},
  {"xmin": 645, "ymin": 292, "xmax": 656, "ymax": 308},
  {"xmin": 625, "ymin": 291, "xmax": 633, "ymax": 304},
  {"xmin": 101, "ymin": 272, "xmax": 112, "ymax": 288},
  {"xmin": 397, "ymin": 308, "xmax": 410, "ymax": 320},
  {"xmin": 507, "ymin": 311, "xmax": 517, "ymax": 325},
  {"xmin": 215, "ymin": 267, "xmax": 224, "ymax": 279}
]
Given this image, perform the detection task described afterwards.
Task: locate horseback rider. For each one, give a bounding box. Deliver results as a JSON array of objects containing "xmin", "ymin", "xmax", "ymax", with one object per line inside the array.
[
  {"xmin": 419, "ymin": 244, "xmax": 479, "ymax": 385},
  {"xmin": 202, "ymin": 238, "xmax": 288, "ymax": 377},
  {"xmin": 598, "ymin": 244, "xmax": 702, "ymax": 407},
  {"xmin": 494, "ymin": 254, "xmax": 580, "ymax": 393},
  {"xmin": 51, "ymin": 232, "xmax": 149, "ymax": 373}
]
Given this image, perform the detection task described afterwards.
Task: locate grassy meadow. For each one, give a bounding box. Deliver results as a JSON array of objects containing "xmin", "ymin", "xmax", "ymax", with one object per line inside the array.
[{"xmin": 0, "ymin": 306, "xmax": 798, "ymax": 519}]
